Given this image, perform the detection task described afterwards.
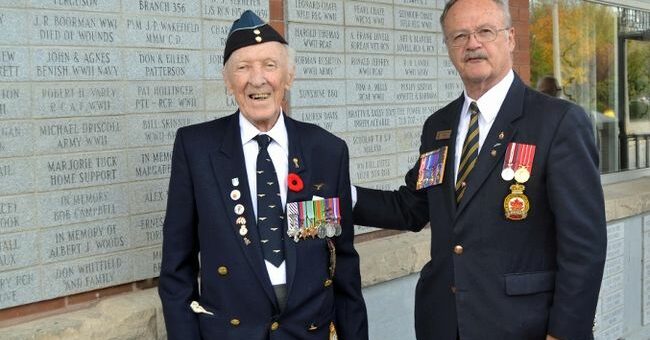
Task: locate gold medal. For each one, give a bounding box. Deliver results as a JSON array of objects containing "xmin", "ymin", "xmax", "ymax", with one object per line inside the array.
[
  {"xmin": 514, "ymin": 167, "xmax": 530, "ymax": 183},
  {"xmin": 504, "ymin": 183, "xmax": 529, "ymax": 220}
]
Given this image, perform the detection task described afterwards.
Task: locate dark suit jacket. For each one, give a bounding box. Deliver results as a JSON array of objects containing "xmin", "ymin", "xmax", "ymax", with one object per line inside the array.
[
  {"xmin": 354, "ymin": 75, "xmax": 606, "ymax": 340},
  {"xmin": 159, "ymin": 112, "xmax": 368, "ymax": 340}
]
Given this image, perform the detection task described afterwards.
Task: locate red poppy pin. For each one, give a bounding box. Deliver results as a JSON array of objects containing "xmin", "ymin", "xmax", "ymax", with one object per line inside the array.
[{"xmin": 288, "ymin": 173, "xmax": 304, "ymax": 192}]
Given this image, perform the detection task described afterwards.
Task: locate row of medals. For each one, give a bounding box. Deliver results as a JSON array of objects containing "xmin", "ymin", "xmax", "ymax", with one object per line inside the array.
[{"xmin": 288, "ymin": 219, "xmax": 342, "ymax": 242}]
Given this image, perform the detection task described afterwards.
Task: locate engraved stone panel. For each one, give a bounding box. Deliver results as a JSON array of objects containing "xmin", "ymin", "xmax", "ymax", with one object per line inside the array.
[
  {"xmin": 41, "ymin": 217, "xmax": 129, "ymax": 264},
  {"xmin": 124, "ymin": 15, "xmax": 201, "ymax": 49},
  {"xmin": 347, "ymin": 105, "xmax": 396, "ymax": 131},
  {"xmin": 32, "ymin": 47, "xmax": 121, "ymax": 81},
  {"xmin": 31, "ymin": 0, "xmax": 121, "ymax": 12},
  {"xmin": 346, "ymin": 28, "xmax": 393, "ymax": 54},
  {"xmin": 123, "ymin": 0, "xmax": 200, "ymax": 17},
  {"xmin": 395, "ymin": 80, "xmax": 438, "ymax": 103},
  {"xmin": 125, "ymin": 81, "xmax": 203, "ymax": 114},
  {"xmin": 132, "ymin": 245, "xmax": 162, "ymax": 281},
  {"xmin": 131, "ymin": 211, "xmax": 164, "ymax": 248},
  {"xmin": 203, "ymin": 1, "xmax": 269, "ymax": 21},
  {"xmin": 296, "ymin": 52, "xmax": 345, "ymax": 79},
  {"xmin": 0, "ymin": 158, "xmax": 35, "ymax": 195},
  {"xmin": 42, "ymin": 252, "xmax": 132, "ymax": 300},
  {"xmin": 438, "ymin": 56, "xmax": 459, "ymax": 78},
  {"xmin": 346, "ymin": 54, "xmax": 393, "ymax": 79},
  {"xmin": 343, "ymin": 130, "xmax": 396, "ymax": 158},
  {"xmin": 35, "ymin": 151, "xmax": 127, "ymax": 191},
  {"xmin": 128, "ymin": 146, "xmax": 173, "ymax": 181},
  {"xmin": 127, "ymin": 112, "xmax": 200, "ymax": 147},
  {"xmin": 0, "ymin": 83, "xmax": 31, "ymax": 119},
  {"xmin": 345, "ymin": 1, "xmax": 393, "ymax": 28},
  {"xmin": 128, "ymin": 179, "xmax": 169, "ymax": 215},
  {"xmin": 124, "ymin": 49, "xmax": 201, "ymax": 80},
  {"xmin": 0, "ymin": 121, "xmax": 33, "ymax": 157},
  {"xmin": 394, "ymin": 6, "xmax": 439, "ymax": 32},
  {"xmin": 395, "ymin": 31, "xmax": 437, "ymax": 55},
  {"xmin": 288, "ymin": 23, "xmax": 345, "ymax": 53},
  {"xmin": 395, "ymin": 56, "xmax": 437, "ymax": 79},
  {"xmin": 291, "ymin": 80, "xmax": 346, "ymax": 107},
  {"xmin": 287, "ymin": 0, "xmax": 343, "ymax": 25},
  {"xmin": 202, "ymin": 19, "xmax": 230, "ymax": 50},
  {"xmin": 346, "ymin": 80, "xmax": 395, "ymax": 105},
  {"xmin": 396, "ymin": 104, "xmax": 434, "ymax": 128},
  {"xmin": 35, "ymin": 117, "xmax": 126, "ymax": 155},
  {"xmin": 0, "ymin": 195, "xmax": 36, "ymax": 234},
  {"xmin": 395, "ymin": 0, "xmax": 437, "ymax": 7},
  {"xmin": 30, "ymin": 11, "xmax": 120, "ymax": 46},
  {"xmin": 0, "ymin": 231, "xmax": 39, "ymax": 271},
  {"xmin": 439, "ymin": 79, "xmax": 464, "ymax": 102},
  {"xmin": 396, "ymin": 127, "xmax": 422, "ymax": 152},
  {"xmin": 350, "ymin": 155, "xmax": 396, "ymax": 184},
  {"xmin": 0, "ymin": 9, "xmax": 29, "ymax": 45},
  {"xmin": 37, "ymin": 184, "xmax": 129, "ymax": 228},
  {"xmin": 398, "ymin": 151, "xmax": 420, "ymax": 174},
  {"xmin": 0, "ymin": 47, "xmax": 29, "ymax": 81},
  {"xmin": 0, "ymin": 267, "xmax": 41, "ymax": 309},
  {"xmin": 32, "ymin": 82, "xmax": 124, "ymax": 118},
  {"xmin": 204, "ymin": 81, "xmax": 238, "ymax": 112},
  {"xmin": 291, "ymin": 107, "xmax": 347, "ymax": 132}
]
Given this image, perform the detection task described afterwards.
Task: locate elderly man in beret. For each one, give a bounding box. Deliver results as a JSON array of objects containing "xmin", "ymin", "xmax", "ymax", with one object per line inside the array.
[{"xmin": 158, "ymin": 10, "xmax": 368, "ymax": 340}]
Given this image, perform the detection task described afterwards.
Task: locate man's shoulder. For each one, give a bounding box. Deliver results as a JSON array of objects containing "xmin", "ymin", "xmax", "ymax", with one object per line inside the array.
[{"xmin": 178, "ymin": 113, "xmax": 233, "ymax": 135}]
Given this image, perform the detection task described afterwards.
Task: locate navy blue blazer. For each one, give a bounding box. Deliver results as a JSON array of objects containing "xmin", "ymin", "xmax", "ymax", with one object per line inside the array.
[
  {"xmin": 354, "ymin": 75, "xmax": 607, "ymax": 340},
  {"xmin": 159, "ymin": 112, "xmax": 368, "ymax": 340}
]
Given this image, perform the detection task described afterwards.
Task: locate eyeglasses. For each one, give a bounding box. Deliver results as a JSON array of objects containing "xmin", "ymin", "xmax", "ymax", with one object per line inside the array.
[{"xmin": 446, "ymin": 27, "xmax": 510, "ymax": 47}]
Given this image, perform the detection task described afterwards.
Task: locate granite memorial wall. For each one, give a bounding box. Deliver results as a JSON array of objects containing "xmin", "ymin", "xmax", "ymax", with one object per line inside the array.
[{"xmin": 0, "ymin": 0, "xmax": 462, "ymax": 309}]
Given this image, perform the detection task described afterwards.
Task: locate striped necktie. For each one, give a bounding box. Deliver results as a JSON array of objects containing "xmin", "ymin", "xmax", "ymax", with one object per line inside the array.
[
  {"xmin": 253, "ymin": 134, "xmax": 284, "ymax": 267},
  {"xmin": 456, "ymin": 102, "xmax": 480, "ymax": 204}
]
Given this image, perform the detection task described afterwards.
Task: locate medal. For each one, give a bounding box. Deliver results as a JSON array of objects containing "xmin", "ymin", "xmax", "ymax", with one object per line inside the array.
[
  {"xmin": 230, "ymin": 189, "xmax": 241, "ymax": 200},
  {"xmin": 514, "ymin": 167, "xmax": 530, "ymax": 183},
  {"xmin": 234, "ymin": 204, "xmax": 245, "ymax": 215},
  {"xmin": 231, "ymin": 177, "xmax": 239, "ymax": 186},
  {"xmin": 503, "ymin": 183, "xmax": 530, "ymax": 220},
  {"xmin": 239, "ymin": 225, "xmax": 248, "ymax": 236},
  {"xmin": 501, "ymin": 143, "xmax": 517, "ymax": 181}
]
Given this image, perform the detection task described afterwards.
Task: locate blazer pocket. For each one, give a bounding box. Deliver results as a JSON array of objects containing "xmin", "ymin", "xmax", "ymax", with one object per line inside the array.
[{"xmin": 504, "ymin": 271, "xmax": 555, "ymax": 296}]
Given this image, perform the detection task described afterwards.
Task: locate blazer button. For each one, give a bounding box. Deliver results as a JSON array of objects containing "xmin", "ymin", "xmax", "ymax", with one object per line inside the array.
[
  {"xmin": 217, "ymin": 266, "xmax": 228, "ymax": 276},
  {"xmin": 453, "ymin": 245, "xmax": 464, "ymax": 255},
  {"xmin": 270, "ymin": 321, "xmax": 280, "ymax": 331},
  {"xmin": 490, "ymin": 149, "xmax": 497, "ymax": 157},
  {"xmin": 324, "ymin": 279, "xmax": 333, "ymax": 287},
  {"xmin": 230, "ymin": 319, "xmax": 240, "ymax": 326}
]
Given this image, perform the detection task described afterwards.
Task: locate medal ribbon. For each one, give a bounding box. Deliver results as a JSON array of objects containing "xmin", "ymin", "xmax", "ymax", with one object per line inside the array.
[
  {"xmin": 331, "ymin": 197, "xmax": 341, "ymax": 224},
  {"xmin": 305, "ymin": 200, "xmax": 315, "ymax": 227},
  {"xmin": 502, "ymin": 142, "xmax": 517, "ymax": 171},
  {"xmin": 516, "ymin": 144, "xmax": 536, "ymax": 174},
  {"xmin": 298, "ymin": 201, "xmax": 306, "ymax": 228},
  {"xmin": 287, "ymin": 202, "xmax": 298, "ymax": 229},
  {"xmin": 314, "ymin": 199, "xmax": 325, "ymax": 226}
]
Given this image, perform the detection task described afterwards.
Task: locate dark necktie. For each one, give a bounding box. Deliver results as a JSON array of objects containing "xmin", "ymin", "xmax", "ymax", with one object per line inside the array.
[
  {"xmin": 456, "ymin": 102, "xmax": 480, "ymax": 204},
  {"xmin": 253, "ymin": 134, "xmax": 284, "ymax": 267}
]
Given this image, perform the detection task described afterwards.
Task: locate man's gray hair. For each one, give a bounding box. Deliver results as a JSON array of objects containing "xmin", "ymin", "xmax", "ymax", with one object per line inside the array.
[{"xmin": 439, "ymin": 0, "xmax": 512, "ymax": 32}]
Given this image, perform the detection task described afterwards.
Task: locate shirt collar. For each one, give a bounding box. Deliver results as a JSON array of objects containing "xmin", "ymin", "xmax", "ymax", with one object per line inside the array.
[
  {"xmin": 462, "ymin": 69, "xmax": 514, "ymax": 123},
  {"xmin": 239, "ymin": 110, "xmax": 289, "ymax": 154}
]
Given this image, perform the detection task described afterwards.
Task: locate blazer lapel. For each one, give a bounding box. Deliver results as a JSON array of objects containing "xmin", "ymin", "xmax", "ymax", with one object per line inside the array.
[
  {"xmin": 442, "ymin": 97, "xmax": 464, "ymax": 218},
  {"xmin": 283, "ymin": 116, "xmax": 308, "ymax": 301},
  {"xmin": 209, "ymin": 112, "xmax": 278, "ymax": 307},
  {"xmin": 455, "ymin": 76, "xmax": 525, "ymax": 217}
]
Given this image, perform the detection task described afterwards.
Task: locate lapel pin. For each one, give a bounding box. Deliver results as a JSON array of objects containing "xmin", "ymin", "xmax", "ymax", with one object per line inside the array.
[
  {"xmin": 498, "ymin": 132, "xmax": 505, "ymax": 140},
  {"xmin": 236, "ymin": 216, "xmax": 246, "ymax": 225},
  {"xmin": 234, "ymin": 204, "xmax": 245, "ymax": 215},
  {"xmin": 239, "ymin": 225, "xmax": 248, "ymax": 236},
  {"xmin": 490, "ymin": 150, "xmax": 497, "ymax": 157},
  {"xmin": 244, "ymin": 237, "xmax": 251, "ymax": 245},
  {"xmin": 313, "ymin": 183, "xmax": 325, "ymax": 191},
  {"xmin": 293, "ymin": 157, "xmax": 300, "ymax": 168},
  {"xmin": 230, "ymin": 189, "xmax": 241, "ymax": 200},
  {"xmin": 232, "ymin": 177, "xmax": 239, "ymax": 186}
]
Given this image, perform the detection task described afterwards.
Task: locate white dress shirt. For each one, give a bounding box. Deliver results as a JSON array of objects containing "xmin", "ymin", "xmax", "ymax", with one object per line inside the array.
[
  {"xmin": 454, "ymin": 70, "xmax": 514, "ymax": 183},
  {"xmin": 240, "ymin": 112, "xmax": 288, "ymax": 285}
]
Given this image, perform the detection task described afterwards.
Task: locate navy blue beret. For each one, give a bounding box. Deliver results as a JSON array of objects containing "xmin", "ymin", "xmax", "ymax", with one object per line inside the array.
[{"xmin": 223, "ymin": 10, "xmax": 287, "ymax": 64}]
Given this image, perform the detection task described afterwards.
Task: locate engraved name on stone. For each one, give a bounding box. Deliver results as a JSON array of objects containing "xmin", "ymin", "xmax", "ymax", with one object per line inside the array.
[
  {"xmin": 346, "ymin": 28, "xmax": 393, "ymax": 54},
  {"xmin": 603, "ymin": 255, "xmax": 624, "ymax": 277},
  {"xmin": 39, "ymin": 185, "xmax": 128, "ymax": 228},
  {"xmin": 133, "ymin": 246, "xmax": 163, "ymax": 281},
  {"xmin": 397, "ymin": 127, "xmax": 422, "ymax": 151},
  {"xmin": 204, "ymin": 52, "xmax": 225, "ymax": 80},
  {"xmin": 31, "ymin": 0, "xmax": 121, "ymax": 12},
  {"xmin": 347, "ymin": 106, "xmax": 396, "ymax": 130},
  {"xmin": 345, "ymin": 2, "xmax": 393, "ymax": 28},
  {"xmin": 289, "ymin": 24, "xmax": 345, "ymax": 53},
  {"xmin": 346, "ymin": 54, "xmax": 393, "ymax": 79},
  {"xmin": 45, "ymin": 253, "xmax": 132, "ymax": 299},
  {"xmin": 124, "ymin": 15, "xmax": 201, "ymax": 49},
  {"xmin": 398, "ymin": 151, "xmax": 420, "ymax": 174},
  {"xmin": 31, "ymin": 11, "xmax": 119, "ymax": 46},
  {"xmin": 439, "ymin": 80, "xmax": 464, "ymax": 102},
  {"xmin": 395, "ymin": 56, "xmax": 436, "ymax": 79},
  {"xmin": 32, "ymin": 47, "xmax": 120, "ymax": 81},
  {"xmin": 126, "ymin": 82, "xmax": 202, "ymax": 113},
  {"xmin": 0, "ymin": 84, "xmax": 30, "ymax": 119},
  {"xmin": 203, "ymin": 20, "xmax": 230, "ymax": 50},
  {"xmin": 292, "ymin": 107, "xmax": 346, "ymax": 132},
  {"xmin": 0, "ymin": 158, "xmax": 35, "ymax": 195},
  {"xmin": 0, "ymin": 195, "xmax": 35, "ymax": 234},
  {"xmin": 288, "ymin": 0, "xmax": 342, "ymax": 25},
  {"xmin": 438, "ymin": 56, "xmax": 459, "ymax": 78},
  {"xmin": 396, "ymin": 80, "xmax": 438, "ymax": 103},
  {"xmin": 132, "ymin": 211, "xmax": 165, "ymax": 247},
  {"xmin": 0, "ymin": 268, "xmax": 40, "ymax": 309},
  {"xmin": 397, "ymin": 104, "xmax": 434, "ymax": 128},
  {"xmin": 42, "ymin": 218, "xmax": 129, "ymax": 263},
  {"xmin": 128, "ymin": 112, "xmax": 197, "ymax": 147},
  {"xmin": 38, "ymin": 152, "xmax": 126, "ymax": 191},
  {"xmin": 0, "ymin": 9, "xmax": 28, "ymax": 45},
  {"xmin": 0, "ymin": 231, "xmax": 38, "ymax": 271},
  {"xmin": 129, "ymin": 179, "xmax": 169, "ymax": 214},
  {"xmin": 350, "ymin": 155, "xmax": 396, "ymax": 183},
  {"xmin": 346, "ymin": 80, "xmax": 395, "ymax": 105},
  {"xmin": 205, "ymin": 81, "xmax": 238, "ymax": 111},
  {"xmin": 396, "ymin": 31, "xmax": 437, "ymax": 55},
  {"xmin": 203, "ymin": 1, "xmax": 269, "ymax": 21},
  {"xmin": 36, "ymin": 117, "xmax": 125, "ymax": 154},
  {"xmin": 124, "ymin": 0, "xmax": 200, "ymax": 17},
  {"xmin": 344, "ymin": 130, "xmax": 396, "ymax": 157},
  {"xmin": 125, "ymin": 49, "xmax": 201, "ymax": 80},
  {"xmin": 0, "ymin": 48, "xmax": 28, "ymax": 81},
  {"xmin": 129, "ymin": 147, "xmax": 172, "ymax": 181},
  {"xmin": 0, "ymin": 121, "xmax": 33, "ymax": 157},
  {"xmin": 33, "ymin": 83, "xmax": 123, "ymax": 118},
  {"xmin": 600, "ymin": 289, "xmax": 624, "ymax": 312},
  {"xmin": 601, "ymin": 272, "xmax": 624, "ymax": 295},
  {"xmin": 296, "ymin": 53, "xmax": 345, "ymax": 79},
  {"xmin": 291, "ymin": 80, "xmax": 345, "ymax": 107},
  {"xmin": 394, "ymin": 6, "xmax": 439, "ymax": 32}
]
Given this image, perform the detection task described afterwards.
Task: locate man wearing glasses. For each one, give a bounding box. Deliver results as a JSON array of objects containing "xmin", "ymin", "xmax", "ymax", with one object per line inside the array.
[{"xmin": 352, "ymin": 0, "xmax": 606, "ymax": 339}]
